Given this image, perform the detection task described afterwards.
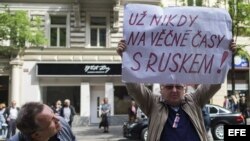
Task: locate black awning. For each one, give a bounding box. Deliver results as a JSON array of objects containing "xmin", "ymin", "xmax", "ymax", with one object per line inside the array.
[{"xmin": 37, "ymin": 63, "xmax": 121, "ymax": 76}]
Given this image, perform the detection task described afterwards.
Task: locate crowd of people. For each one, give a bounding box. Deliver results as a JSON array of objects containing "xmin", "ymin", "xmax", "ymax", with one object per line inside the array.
[
  {"xmin": 223, "ymin": 93, "xmax": 250, "ymax": 122},
  {"xmin": 0, "ymin": 100, "xmax": 20, "ymax": 140}
]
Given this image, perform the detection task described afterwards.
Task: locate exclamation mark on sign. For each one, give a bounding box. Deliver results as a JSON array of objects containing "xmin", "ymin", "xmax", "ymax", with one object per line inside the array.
[{"xmin": 217, "ymin": 51, "xmax": 229, "ymax": 73}]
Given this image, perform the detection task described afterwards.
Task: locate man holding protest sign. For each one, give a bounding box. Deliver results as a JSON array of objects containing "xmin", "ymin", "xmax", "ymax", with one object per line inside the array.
[
  {"xmin": 117, "ymin": 4, "xmax": 236, "ymax": 141},
  {"xmin": 117, "ymin": 39, "xmax": 236, "ymax": 141}
]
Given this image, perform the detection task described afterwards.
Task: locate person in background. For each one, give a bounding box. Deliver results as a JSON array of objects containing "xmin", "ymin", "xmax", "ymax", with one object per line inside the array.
[
  {"xmin": 0, "ymin": 103, "xmax": 8, "ymax": 139},
  {"xmin": 51, "ymin": 100, "xmax": 62, "ymax": 116},
  {"xmin": 243, "ymin": 106, "xmax": 250, "ymax": 125},
  {"xmin": 229, "ymin": 95, "xmax": 238, "ymax": 112},
  {"xmin": 128, "ymin": 100, "xmax": 137, "ymax": 123},
  {"xmin": 239, "ymin": 96, "xmax": 247, "ymax": 114},
  {"xmin": 202, "ymin": 106, "xmax": 213, "ymax": 141},
  {"xmin": 60, "ymin": 99, "xmax": 76, "ymax": 127},
  {"xmin": 3, "ymin": 100, "xmax": 20, "ymax": 139},
  {"xmin": 223, "ymin": 96, "xmax": 230, "ymax": 109},
  {"xmin": 116, "ymin": 39, "xmax": 236, "ymax": 141},
  {"xmin": 8, "ymin": 102, "xmax": 76, "ymax": 141},
  {"xmin": 100, "ymin": 97, "xmax": 111, "ymax": 133}
]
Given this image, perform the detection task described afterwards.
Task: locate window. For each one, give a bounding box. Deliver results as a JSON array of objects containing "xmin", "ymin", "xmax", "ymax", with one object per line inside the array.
[
  {"xmin": 90, "ymin": 17, "xmax": 106, "ymax": 47},
  {"xmin": 50, "ymin": 15, "xmax": 67, "ymax": 47},
  {"xmin": 209, "ymin": 106, "xmax": 218, "ymax": 114}
]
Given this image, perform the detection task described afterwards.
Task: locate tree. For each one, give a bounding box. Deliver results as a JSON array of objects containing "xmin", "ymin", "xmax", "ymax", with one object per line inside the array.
[
  {"xmin": 228, "ymin": 0, "xmax": 250, "ymax": 98},
  {"xmin": 228, "ymin": 0, "xmax": 250, "ymax": 38},
  {"xmin": 0, "ymin": 5, "xmax": 46, "ymax": 57}
]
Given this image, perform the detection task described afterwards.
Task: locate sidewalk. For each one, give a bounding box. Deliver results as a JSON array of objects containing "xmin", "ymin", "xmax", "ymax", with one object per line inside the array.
[
  {"xmin": 72, "ymin": 125, "xmax": 136, "ymax": 141},
  {"xmin": 0, "ymin": 125, "xmax": 131, "ymax": 141}
]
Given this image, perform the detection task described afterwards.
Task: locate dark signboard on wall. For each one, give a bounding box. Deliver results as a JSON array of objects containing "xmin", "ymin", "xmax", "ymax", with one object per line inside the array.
[{"xmin": 37, "ymin": 63, "xmax": 121, "ymax": 76}]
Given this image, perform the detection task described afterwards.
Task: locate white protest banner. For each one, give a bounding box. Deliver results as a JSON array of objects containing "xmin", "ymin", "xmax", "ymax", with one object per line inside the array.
[{"xmin": 122, "ymin": 4, "xmax": 232, "ymax": 84}]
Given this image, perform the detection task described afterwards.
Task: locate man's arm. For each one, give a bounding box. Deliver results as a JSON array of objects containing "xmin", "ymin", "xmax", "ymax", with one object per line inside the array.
[
  {"xmin": 192, "ymin": 84, "xmax": 221, "ymax": 107},
  {"xmin": 190, "ymin": 41, "xmax": 236, "ymax": 107},
  {"xmin": 126, "ymin": 83, "xmax": 156, "ymax": 117}
]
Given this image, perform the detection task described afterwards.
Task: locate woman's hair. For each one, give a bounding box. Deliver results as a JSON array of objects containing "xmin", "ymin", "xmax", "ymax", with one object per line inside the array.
[
  {"xmin": 16, "ymin": 102, "xmax": 44, "ymax": 136},
  {"xmin": 0, "ymin": 103, "xmax": 6, "ymax": 109}
]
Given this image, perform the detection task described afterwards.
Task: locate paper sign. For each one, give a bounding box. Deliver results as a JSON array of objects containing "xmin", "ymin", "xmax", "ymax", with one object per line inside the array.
[{"xmin": 122, "ymin": 4, "xmax": 232, "ymax": 84}]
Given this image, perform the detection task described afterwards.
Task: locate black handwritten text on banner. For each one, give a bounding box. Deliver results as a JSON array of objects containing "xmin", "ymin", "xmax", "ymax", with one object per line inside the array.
[{"xmin": 122, "ymin": 4, "xmax": 232, "ymax": 84}]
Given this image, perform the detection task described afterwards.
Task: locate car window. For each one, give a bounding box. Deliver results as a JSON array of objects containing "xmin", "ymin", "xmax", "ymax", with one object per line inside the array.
[
  {"xmin": 209, "ymin": 106, "xmax": 218, "ymax": 114},
  {"xmin": 206, "ymin": 104, "xmax": 232, "ymax": 114}
]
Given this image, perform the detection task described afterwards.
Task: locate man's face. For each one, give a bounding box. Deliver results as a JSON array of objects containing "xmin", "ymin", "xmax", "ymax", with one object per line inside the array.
[
  {"xmin": 104, "ymin": 98, "xmax": 108, "ymax": 104},
  {"xmin": 160, "ymin": 84, "xmax": 185, "ymax": 106},
  {"xmin": 33, "ymin": 105, "xmax": 61, "ymax": 140},
  {"xmin": 11, "ymin": 100, "xmax": 16, "ymax": 107}
]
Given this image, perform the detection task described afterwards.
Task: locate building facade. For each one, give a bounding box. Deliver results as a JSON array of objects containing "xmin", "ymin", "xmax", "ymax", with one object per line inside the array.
[{"xmin": 0, "ymin": 0, "xmax": 249, "ymax": 126}]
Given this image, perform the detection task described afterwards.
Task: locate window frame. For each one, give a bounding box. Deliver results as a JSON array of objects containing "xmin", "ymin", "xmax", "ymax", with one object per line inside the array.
[
  {"xmin": 86, "ymin": 12, "xmax": 110, "ymax": 48},
  {"xmin": 46, "ymin": 12, "xmax": 70, "ymax": 48}
]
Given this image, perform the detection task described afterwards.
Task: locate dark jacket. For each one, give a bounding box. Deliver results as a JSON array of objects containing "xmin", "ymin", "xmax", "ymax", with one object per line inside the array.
[{"xmin": 3, "ymin": 106, "xmax": 20, "ymax": 121}]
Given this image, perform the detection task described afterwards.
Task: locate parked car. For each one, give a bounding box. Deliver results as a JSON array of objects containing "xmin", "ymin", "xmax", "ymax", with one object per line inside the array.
[
  {"xmin": 123, "ymin": 104, "xmax": 245, "ymax": 141},
  {"xmin": 123, "ymin": 118, "xmax": 148, "ymax": 141},
  {"xmin": 207, "ymin": 104, "xmax": 245, "ymax": 140}
]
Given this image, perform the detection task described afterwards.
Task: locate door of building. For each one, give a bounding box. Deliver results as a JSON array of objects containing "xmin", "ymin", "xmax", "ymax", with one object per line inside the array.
[
  {"xmin": 0, "ymin": 76, "xmax": 9, "ymax": 104},
  {"xmin": 90, "ymin": 86, "xmax": 104, "ymax": 123}
]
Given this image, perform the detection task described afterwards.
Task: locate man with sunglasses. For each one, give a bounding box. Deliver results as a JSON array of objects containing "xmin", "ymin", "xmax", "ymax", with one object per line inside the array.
[
  {"xmin": 117, "ymin": 39, "xmax": 236, "ymax": 141},
  {"xmin": 7, "ymin": 102, "xmax": 76, "ymax": 141}
]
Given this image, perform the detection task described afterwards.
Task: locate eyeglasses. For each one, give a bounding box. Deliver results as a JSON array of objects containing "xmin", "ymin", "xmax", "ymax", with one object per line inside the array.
[{"xmin": 163, "ymin": 85, "xmax": 184, "ymax": 90}]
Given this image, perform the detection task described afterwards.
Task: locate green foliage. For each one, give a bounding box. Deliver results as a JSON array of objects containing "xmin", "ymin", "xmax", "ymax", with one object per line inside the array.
[
  {"xmin": 0, "ymin": 5, "xmax": 46, "ymax": 57},
  {"xmin": 228, "ymin": 0, "xmax": 250, "ymax": 37},
  {"xmin": 29, "ymin": 16, "xmax": 47, "ymax": 46},
  {"xmin": 236, "ymin": 45, "xmax": 250, "ymax": 60},
  {"xmin": 238, "ymin": 27, "xmax": 250, "ymax": 36},
  {"xmin": 227, "ymin": 0, "xmax": 250, "ymax": 62},
  {"xmin": 187, "ymin": 0, "xmax": 194, "ymax": 6},
  {"xmin": 0, "ymin": 46, "xmax": 20, "ymax": 57},
  {"xmin": 196, "ymin": 0, "xmax": 203, "ymax": 6}
]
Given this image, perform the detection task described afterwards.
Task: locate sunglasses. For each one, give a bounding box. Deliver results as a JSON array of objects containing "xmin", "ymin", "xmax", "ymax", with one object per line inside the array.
[{"xmin": 163, "ymin": 85, "xmax": 184, "ymax": 90}]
